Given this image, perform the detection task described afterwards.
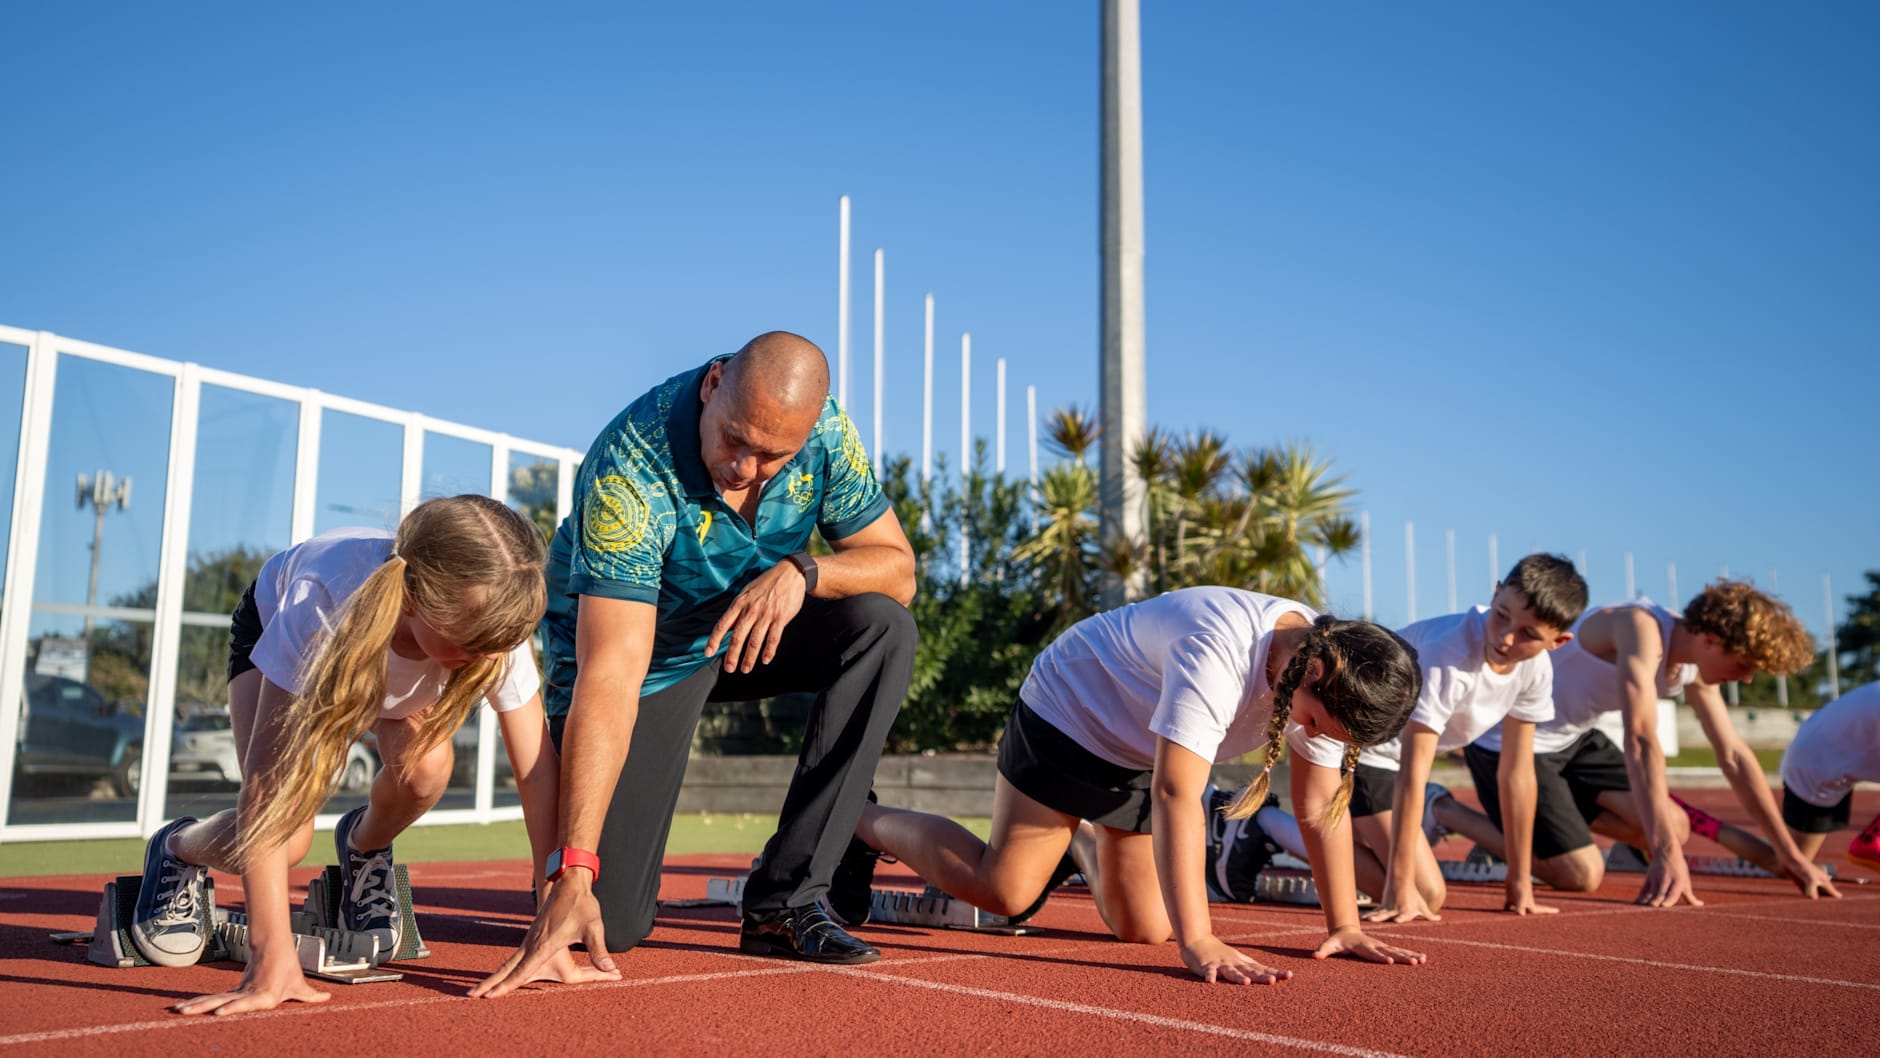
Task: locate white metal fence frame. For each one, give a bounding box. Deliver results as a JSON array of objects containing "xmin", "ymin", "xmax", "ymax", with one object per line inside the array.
[{"xmin": 0, "ymin": 326, "xmax": 583, "ymax": 843}]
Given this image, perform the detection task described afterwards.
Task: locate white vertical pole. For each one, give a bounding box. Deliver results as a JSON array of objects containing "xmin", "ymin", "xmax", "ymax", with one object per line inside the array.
[
  {"xmin": 1405, "ymin": 521, "xmax": 1417, "ymax": 624},
  {"xmin": 1445, "ymin": 528, "xmax": 1457, "ymax": 613},
  {"xmin": 922, "ymin": 294, "xmax": 934, "ymax": 489},
  {"xmin": 1488, "ymin": 532, "xmax": 1499, "ymax": 593},
  {"xmin": 1824, "ymin": 575, "xmax": 1841, "ymax": 699},
  {"xmin": 1771, "ymin": 569, "xmax": 1789, "ymax": 706},
  {"xmin": 837, "ymin": 195, "xmax": 851, "ymax": 411},
  {"xmin": 1625, "ymin": 551, "xmax": 1636, "ymax": 600},
  {"xmin": 1360, "ymin": 511, "xmax": 1373, "ymax": 621},
  {"xmin": 1667, "ymin": 562, "xmax": 1679, "ymax": 609},
  {"xmin": 1577, "ymin": 549, "xmax": 1588, "ymax": 578},
  {"xmin": 996, "ymin": 358, "xmax": 1007, "ymax": 475},
  {"xmin": 959, "ymin": 333, "xmax": 971, "ymax": 586},
  {"xmin": 1027, "ymin": 384, "xmax": 1040, "ymax": 531},
  {"xmin": 872, "ymin": 248, "xmax": 884, "ymax": 464},
  {"xmin": 1721, "ymin": 565, "xmax": 1738, "ymax": 705}
]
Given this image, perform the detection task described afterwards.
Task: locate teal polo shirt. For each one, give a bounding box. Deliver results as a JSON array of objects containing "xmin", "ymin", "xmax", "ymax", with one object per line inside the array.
[{"xmin": 541, "ymin": 358, "xmax": 890, "ymax": 712}]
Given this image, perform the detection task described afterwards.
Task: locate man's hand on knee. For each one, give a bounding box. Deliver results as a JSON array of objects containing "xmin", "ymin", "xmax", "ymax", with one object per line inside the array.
[{"xmin": 708, "ymin": 561, "xmax": 810, "ymax": 673}]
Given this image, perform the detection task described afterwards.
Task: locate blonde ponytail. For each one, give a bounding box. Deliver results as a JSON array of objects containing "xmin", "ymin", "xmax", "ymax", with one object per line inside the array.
[{"xmin": 230, "ymin": 495, "xmax": 547, "ymax": 869}]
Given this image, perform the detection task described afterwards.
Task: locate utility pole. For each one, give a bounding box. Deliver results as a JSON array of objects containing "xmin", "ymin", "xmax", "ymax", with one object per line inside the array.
[
  {"xmin": 77, "ymin": 470, "xmax": 133, "ymax": 639},
  {"xmin": 1099, "ymin": 0, "xmax": 1147, "ymax": 607}
]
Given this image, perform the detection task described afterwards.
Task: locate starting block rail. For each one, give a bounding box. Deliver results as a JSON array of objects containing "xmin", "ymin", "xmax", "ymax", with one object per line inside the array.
[
  {"xmin": 52, "ymin": 862, "xmax": 427, "ymax": 984},
  {"xmin": 1603, "ymin": 843, "xmax": 1838, "ymax": 879}
]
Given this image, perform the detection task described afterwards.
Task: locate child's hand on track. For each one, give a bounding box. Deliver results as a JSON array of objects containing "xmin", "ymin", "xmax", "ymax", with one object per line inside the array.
[
  {"xmin": 1361, "ymin": 883, "xmax": 1442, "ymax": 924},
  {"xmin": 1178, "ymin": 935, "xmax": 1292, "ymax": 985},
  {"xmin": 1501, "ymin": 881, "xmax": 1558, "ymax": 916},
  {"xmin": 172, "ymin": 957, "xmax": 330, "ymax": 1016},
  {"xmin": 1313, "ymin": 926, "xmax": 1426, "ymax": 966},
  {"xmin": 1635, "ymin": 852, "xmax": 1703, "ymax": 908},
  {"xmin": 1783, "ymin": 858, "xmax": 1841, "ymax": 900}
]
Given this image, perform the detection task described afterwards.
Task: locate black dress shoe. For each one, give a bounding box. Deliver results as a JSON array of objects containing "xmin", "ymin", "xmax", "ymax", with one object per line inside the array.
[{"xmin": 739, "ymin": 902, "xmax": 881, "ymax": 965}]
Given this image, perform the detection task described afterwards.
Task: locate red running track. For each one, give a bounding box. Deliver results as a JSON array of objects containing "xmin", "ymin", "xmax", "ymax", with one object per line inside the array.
[{"xmin": 1, "ymin": 788, "xmax": 1874, "ymax": 1058}]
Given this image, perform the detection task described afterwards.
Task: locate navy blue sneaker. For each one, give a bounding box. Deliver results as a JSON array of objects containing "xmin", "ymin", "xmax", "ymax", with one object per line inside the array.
[
  {"xmin": 334, "ymin": 806, "xmax": 402, "ymax": 958},
  {"xmin": 129, "ymin": 817, "xmax": 211, "ymax": 966},
  {"xmin": 1204, "ymin": 784, "xmax": 1282, "ymax": 903}
]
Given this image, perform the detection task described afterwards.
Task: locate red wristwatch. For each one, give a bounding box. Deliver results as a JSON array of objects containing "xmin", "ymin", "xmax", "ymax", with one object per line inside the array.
[{"xmin": 546, "ymin": 846, "xmax": 601, "ymax": 882}]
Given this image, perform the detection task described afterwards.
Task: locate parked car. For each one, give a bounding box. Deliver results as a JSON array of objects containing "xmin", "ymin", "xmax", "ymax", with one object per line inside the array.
[
  {"xmin": 171, "ymin": 711, "xmax": 378, "ymax": 792},
  {"xmin": 12, "ymin": 673, "xmax": 146, "ymax": 797}
]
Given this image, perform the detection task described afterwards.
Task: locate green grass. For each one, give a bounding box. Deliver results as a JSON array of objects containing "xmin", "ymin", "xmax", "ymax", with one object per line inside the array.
[
  {"xmin": 0, "ymin": 811, "xmax": 994, "ymax": 878},
  {"xmin": 1664, "ymin": 745, "xmax": 1785, "ymax": 772}
]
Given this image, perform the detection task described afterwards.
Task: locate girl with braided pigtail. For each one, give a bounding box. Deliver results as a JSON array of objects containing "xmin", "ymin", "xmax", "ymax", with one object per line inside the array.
[{"xmin": 851, "ymin": 589, "xmax": 1426, "ymax": 984}]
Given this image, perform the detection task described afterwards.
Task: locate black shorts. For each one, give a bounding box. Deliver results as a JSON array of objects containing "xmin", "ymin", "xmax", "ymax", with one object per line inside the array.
[
  {"xmin": 1464, "ymin": 728, "xmax": 1630, "ymax": 860},
  {"xmin": 1347, "ymin": 762, "xmax": 1399, "ymax": 819},
  {"xmin": 1782, "ymin": 785, "xmax": 1852, "ymax": 834},
  {"xmin": 227, "ymin": 580, "xmax": 264, "ymax": 683},
  {"xmin": 996, "ymin": 700, "xmax": 1155, "ymax": 833}
]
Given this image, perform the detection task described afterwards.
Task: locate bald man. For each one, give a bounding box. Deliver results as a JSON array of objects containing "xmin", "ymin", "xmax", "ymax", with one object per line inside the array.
[{"xmin": 477, "ymin": 332, "xmax": 916, "ymax": 994}]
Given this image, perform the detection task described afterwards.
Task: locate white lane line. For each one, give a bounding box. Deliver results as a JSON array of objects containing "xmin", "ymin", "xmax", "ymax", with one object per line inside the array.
[
  {"xmin": 1370, "ymin": 933, "xmax": 1880, "ymax": 991},
  {"xmin": 1676, "ymin": 908, "xmax": 1880, "ymax": 931},
  {"xmin": 0, "ymin": 964, "xmax": 821, "ymax": 1047},
  {"xmin": 830, "ymin": 967, "xmax": 1414, "ymax": 1058}
]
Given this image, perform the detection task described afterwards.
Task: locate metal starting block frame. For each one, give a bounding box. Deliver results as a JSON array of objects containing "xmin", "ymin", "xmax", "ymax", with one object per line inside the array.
[
  {"xmin": 1249, "ymin": 870, "xmax": 1375, "ymax": 908},
  {"xmin": 52, "ymin": 863, "xmax": 427, "ymax": 984},
  {"xmin": 1439, "ymin": 859, "xmax": 1510, "ymax": 884},
  {"xmin": 702, "ymin": 875, "xmax": 1031, "ymax": 933},
  {"xmin": 1602, "ymin": 843, "xmax": 1838, "ymax": 879}
]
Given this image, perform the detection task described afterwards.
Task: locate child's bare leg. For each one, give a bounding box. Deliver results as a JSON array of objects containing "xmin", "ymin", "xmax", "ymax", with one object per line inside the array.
[
  {"xmin": 1350, "ymin": 813, "xmax": 1394, "ymax": 901},
  {"xmin": 1790, "ymin": 828, "xmax": 1828, "ymax": 860},
  {"xmin": 1430, "ymin": 796, "xmax": 1506, "ymax": 859},
  {"xmin": 170, "ymin": 671, "xmax": 302, "ymax": 871},
  {"xmin": 858, "ymin": 775, "xmax": 1075, "ymax": 917},
  {"xmin": 345, "ymin": 711, "xmax": 454, "ymax": 851},
  {"xmin": 1089, "ymin": 827, "xmax": 1170, "ymax": 943},
  {"xmin": 1590, "ymin": 789, "xmax": 1690, "ymax": 849},
  {"xmin": 1532, "ymin": 845, "xmax": 1605, "ymax": 892}
]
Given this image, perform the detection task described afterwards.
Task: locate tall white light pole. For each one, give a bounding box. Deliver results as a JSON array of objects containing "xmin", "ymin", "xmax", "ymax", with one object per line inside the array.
[
  {"xmin": 1405, "ymin": 521, "xmax": 1418, "ymax": 623},
  {"xmin": 1667, "ymin": 562, "xmax": 1679, "ymax": 608},
  {"xmin": 996, "ymin": 358, "xmax": 1007, "ymax": 475},
  {"xmin": 1099, "ymin": 0, "xmax": 1147, "ymax": 607},
  {"xmin": 1360, "ymin": 511, "xmax": 1373, "ymax": 621},
  {"xmin": 1824, "ymin": 575, "xmax": 1841, "ymax": 699},
  {"xmin": 1772, "ymin": 569, "xmax": 1789, "ymax": 705},
  {"xmin": 872, "ymin": 248, "xmax": 885, "ymax": 464},
  {"xmin": 1488, "ymin": 533, "xmax": 1499, "ymax": 592},
  {"xmin": 1027, "ymin": 384, "xmax": 1040, "ymax": 531},
  {"xmin": 837, "ymin": 196, "xmax": 851, "ymax": 410},
  {"xmin": 959, "ymin": 333, "xmax": 972, "ymax": 585},
  {"xmin": 922, "ymin": 294, "xmax": 935, "ymax": 489},
  {"xmin": 1625, "ymin": 551, "xmax": 1636, "ymax": 600},
  {"xmin": 1445, "ymin": 528, "xmax": 1457, "ymax": 613}
]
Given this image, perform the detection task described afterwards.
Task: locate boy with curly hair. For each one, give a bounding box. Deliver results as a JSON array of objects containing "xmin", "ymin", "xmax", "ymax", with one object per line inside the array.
[{"xmin": 1437, "ymin": 579, "xmax": 1839, "ymax": 905}]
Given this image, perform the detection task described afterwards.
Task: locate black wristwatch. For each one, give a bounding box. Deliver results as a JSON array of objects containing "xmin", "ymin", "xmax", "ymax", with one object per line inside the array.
[{"xmin": 785, "ymin": 551, "xmax": 819, "ymax": 594}]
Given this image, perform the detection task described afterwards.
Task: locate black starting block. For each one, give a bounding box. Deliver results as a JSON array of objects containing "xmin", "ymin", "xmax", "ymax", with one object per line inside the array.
[{"xmin": 51, "ymin": 862, "xmax": 427, "ymax": 984}]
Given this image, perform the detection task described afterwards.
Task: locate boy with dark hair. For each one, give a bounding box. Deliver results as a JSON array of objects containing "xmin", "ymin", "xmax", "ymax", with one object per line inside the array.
[
  {"xmin": 1438, "ymin": 579, "xmax": 1839, "ymax": 905},
  {"xmin": 1212, "ymin": 555, "xmax": 1586, "ymax": 921}
]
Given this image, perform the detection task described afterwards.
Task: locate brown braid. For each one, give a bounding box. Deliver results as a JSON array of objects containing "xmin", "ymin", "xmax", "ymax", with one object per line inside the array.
[{"xmin": 1224, "ymin": 628, "xmax": 1323, "ymax": 820}]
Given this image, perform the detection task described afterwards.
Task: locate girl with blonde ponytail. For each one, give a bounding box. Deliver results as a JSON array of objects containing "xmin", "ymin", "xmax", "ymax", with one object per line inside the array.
[
  {"xmin": 851, "ymin": 586, "xmax": 1425, "ymax": 985},
  {"xmin": 126, "ymin": 495, "xmax": 619, "ymax": 1016}
]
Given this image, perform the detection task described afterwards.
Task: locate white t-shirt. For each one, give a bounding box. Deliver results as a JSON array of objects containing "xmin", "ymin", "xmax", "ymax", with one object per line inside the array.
[
  {"xmin": 1019, "ymin": 586, "xmax": 1344, "ymax": 771},
  {"xmin": 251, "ymin": 527, "xmax": 540, "ymax": 719},
  {"xmin": 1780, "ymin": 682, "xmax": 1880, "ymax": 807},
  {"xmin": 1483, "ymin": 599, "xmax": 1694, "ymax": 755},
  {"xmin": 1330, "ymin": 607, "xmax": 1554, "ymax": 771}
]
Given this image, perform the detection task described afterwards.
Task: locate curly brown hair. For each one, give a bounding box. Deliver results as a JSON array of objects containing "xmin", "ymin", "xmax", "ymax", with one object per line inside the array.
[{"xmin": 1682, "ymin": 579, "xmax": 1815, "ymax": 676}]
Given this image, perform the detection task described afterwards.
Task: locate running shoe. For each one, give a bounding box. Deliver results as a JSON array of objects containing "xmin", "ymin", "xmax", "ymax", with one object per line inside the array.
[
  {"xmin": 1206, "ymin": 785, "xmax": 1282, "ymax": 903},
  {"xmin": 334, "ymin": 805, "xmax": 403, "ymax": 958},
  {"xmin": 1849, "ymin": 814, "xmax": 1880, "ymax": 871},
  {"xmin": 129, "ymin": 817, "xmax": 212, "ymax": 967},
  {"xmin": 1422, "ymin": 782, "xmax": 1452, "ymax": 847}
]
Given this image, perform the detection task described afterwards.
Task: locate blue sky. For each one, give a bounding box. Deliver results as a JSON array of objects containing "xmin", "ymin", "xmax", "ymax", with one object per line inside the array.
[{"xmin": 1, "ymin": 2, "xmax": 1873, "ymax": 636}]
